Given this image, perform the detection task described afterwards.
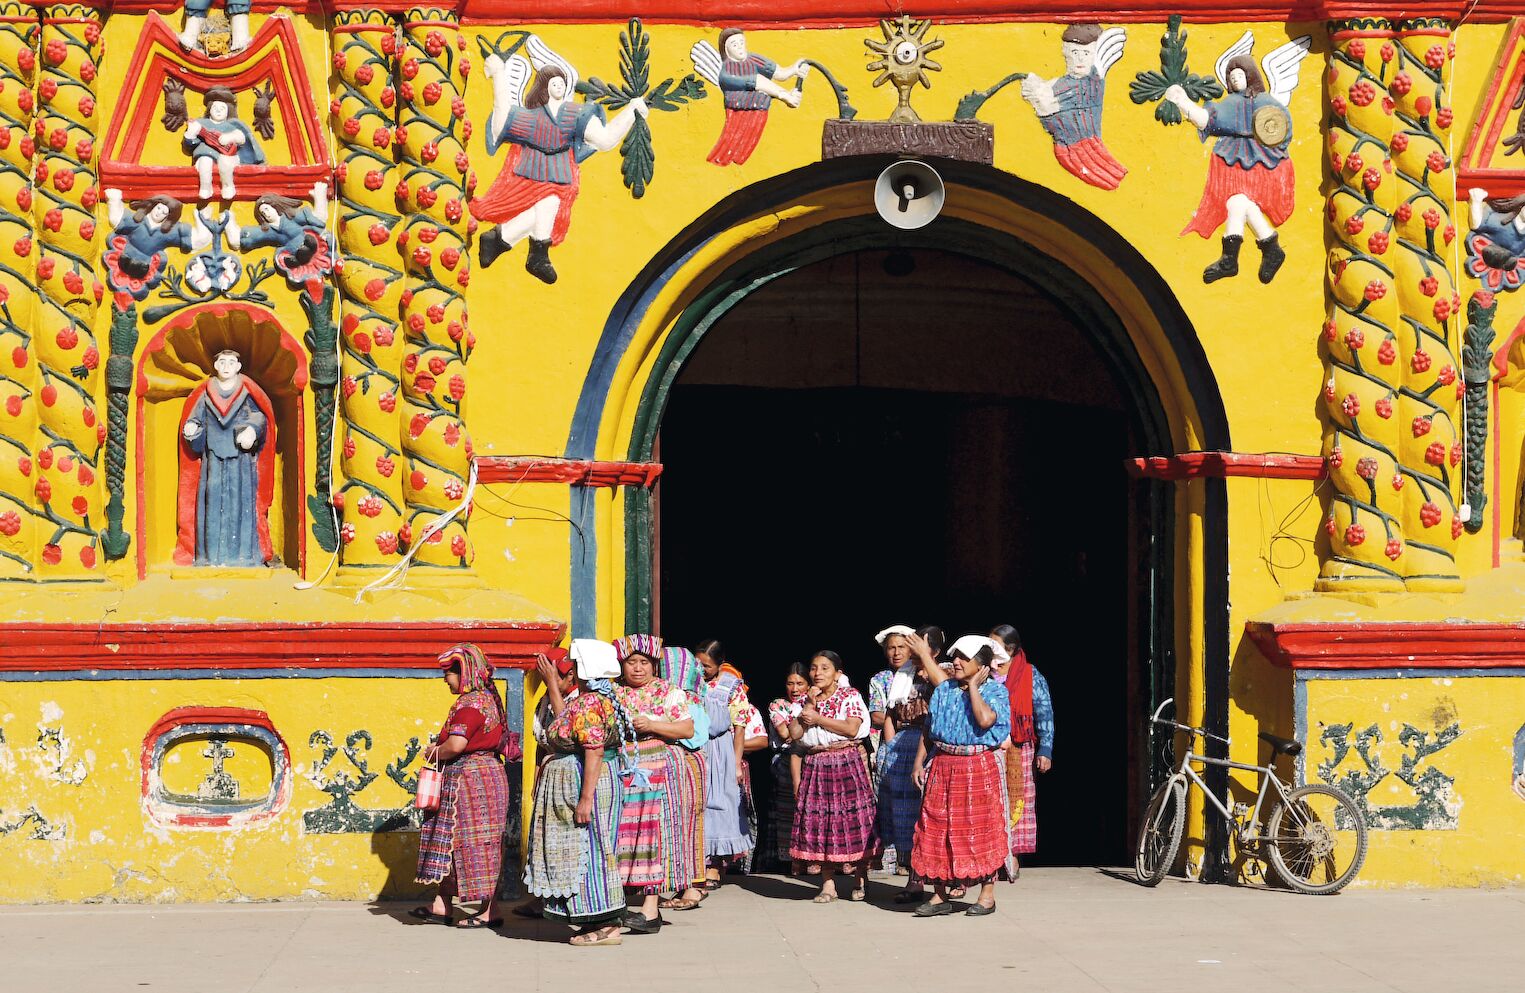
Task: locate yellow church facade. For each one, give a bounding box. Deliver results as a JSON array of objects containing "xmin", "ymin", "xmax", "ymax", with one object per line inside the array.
[{"xmin": 2, "ymin": 0, "xmax": 1524, "ymax": 901}]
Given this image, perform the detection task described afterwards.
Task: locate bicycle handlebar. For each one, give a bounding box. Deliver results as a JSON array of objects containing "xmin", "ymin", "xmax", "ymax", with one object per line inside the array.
[{"xmin": 1147, "ymin": 697, "xmax": 1231, "ymax": 747}]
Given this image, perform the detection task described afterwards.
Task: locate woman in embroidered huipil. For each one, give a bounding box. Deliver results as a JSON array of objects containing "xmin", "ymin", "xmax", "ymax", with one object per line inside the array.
[
  {"xmin": 789, "ymin": 651, "xmax": 878, "ymax": 903},
  {"xmin": 657, "ymin": 646, "xmax": 715, "ymax": 913},
  {"xmin": 761, "ymin": 662, "xmax": 809, "ymax": 873},
  {"xmin": 412, "ymin": 645, "xmax": 511, "ymax": 929},
  {"xmin": 908, "ymin": 635, "xmax": 1012, "ymax": 917},
  {"xmin": 473, "ymin": 64, "xmax": 647, "ymax": 284},
  {"xmin": 611, "ymin": 635, "xmax": 694, "ymax": 935},
  {"xmin": 523, "ymin": 641, "xmax": 637, "ymax": 946}
]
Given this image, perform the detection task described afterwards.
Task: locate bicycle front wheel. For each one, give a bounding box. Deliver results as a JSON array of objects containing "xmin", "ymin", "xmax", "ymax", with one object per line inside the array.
[
  {"xmin": 1266, "ymin": 783, "xmax": 1368, "ymax": 895},
  {"xmin": 1134, "ymin": 777, "xmax": 1186, "ymax": 886}
]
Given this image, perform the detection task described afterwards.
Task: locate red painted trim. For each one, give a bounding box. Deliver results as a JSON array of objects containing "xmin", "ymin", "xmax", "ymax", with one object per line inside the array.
[
  {"xmin": 0, "ymin": 620, "xmax": 566, "ymax": 670},
  {"xmin": 474, "ymin": 456, "xmax": 663, "ymax": 488},
  {"xmin": 1126, "ymin": 452, "xmax": 1326, "ymax": 481},
  {"xmin": 99, "ymin": 12, "xmax": 333, "ymax": 202},
  {"xmin": 1456, "ymin": 18, "xmax": 1525, "ymax": 200},
  {"xmin": 140, "ymin": 706, "xmax": 290, "ymax": 828},
  {"xmin": 133, "ymin": 302, "xmax": 310, "ymax": 580},
  {"xmin": 1247, "ymin": 621, "xmax": 1525, "ymax": 670}
]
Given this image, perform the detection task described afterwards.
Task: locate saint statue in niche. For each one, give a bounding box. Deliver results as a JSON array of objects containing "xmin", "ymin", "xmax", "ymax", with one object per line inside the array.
[
  {"xmin": 182, "ymin": 86, "xmax": 266, "ymax": 200},
  {"xmin": 474, "ymin": 37, "xmax": 648, "ymax": 283},
  {"xmin": 177, "ymin": 350, "xmax": 276, "ymax": 567},
  {"xmin": 688, "ymin": 29, "xmax": 809, "ymax": 167},
  {"xmin": 1163, "ymin": 33, "xmax": 1311, "ymax": 284}
]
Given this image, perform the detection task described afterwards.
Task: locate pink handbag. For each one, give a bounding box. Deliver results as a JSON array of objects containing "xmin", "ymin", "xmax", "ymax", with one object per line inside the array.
[{"xmin": 414, "ymin": 765, "xmax": 442, "ymax": 811}]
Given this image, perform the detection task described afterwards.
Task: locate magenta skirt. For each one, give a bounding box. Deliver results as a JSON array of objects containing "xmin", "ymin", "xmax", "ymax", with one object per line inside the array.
[{"xmin": 790, "ymin": 747, "xmax": 878, "ymax": 866}]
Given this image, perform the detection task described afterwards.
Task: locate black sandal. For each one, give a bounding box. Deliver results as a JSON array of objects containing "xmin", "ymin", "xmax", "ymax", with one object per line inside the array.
[
  {"xmin": 913, "ymin": 900, "xmax": 955, "ymax": 918},
  {"xmin": 456, "ymin": 917, "xmax": 502, "ymax": 929},
  {"xmin": 408, "ymin": 906, "xmax": 454, "ymax": 925},
  {"xmin": 621, "ymin": 911, "xmax": 664, "ymax": 934},
  {"xmin": 965, "ymin": 903, "xmax": 997, "ymax": 917}
]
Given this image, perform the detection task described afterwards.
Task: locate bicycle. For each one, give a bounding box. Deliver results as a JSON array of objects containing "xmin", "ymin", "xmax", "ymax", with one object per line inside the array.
[{"xmin": 1134, "ymin": 698, "xmax": 1368, "ymax": 895}]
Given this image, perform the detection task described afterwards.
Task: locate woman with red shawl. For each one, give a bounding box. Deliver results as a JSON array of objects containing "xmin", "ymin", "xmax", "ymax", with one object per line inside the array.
[
  {"xmin": 991, "ymin": 624, "xmax": 1054, "ymax": 874},
  {"xmin": 412, "ymin": 644, "xmax": 511, "ymax": 928}
]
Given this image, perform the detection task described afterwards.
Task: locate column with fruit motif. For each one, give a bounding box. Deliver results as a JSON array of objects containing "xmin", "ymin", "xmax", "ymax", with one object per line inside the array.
[
  {"xmin": 1390, "ymin": 19, "xmax": 1462, "ymax": 591},
  {"xmin": 28, "ymin": 3, "xmax": 102, "ymax": 579},
  {"xmin": 0, "ymin": 3, "xmax": 37, "ymax": 576},
  {"xmin": 331, "ymin": 9, "xmax": 407, "ymax": 567},
  {"xmin": 395, "ymin": 6, "xmax": 473, "ymax": 568}
]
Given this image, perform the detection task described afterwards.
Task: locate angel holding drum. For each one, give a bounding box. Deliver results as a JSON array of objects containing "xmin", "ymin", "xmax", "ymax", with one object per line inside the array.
[
  {"xmin": 1164, "ymin": 32, "xmax": 1311, "ymax": 285},
  {"xmin": 689, "ymin": 30, "xmax": 809, "ymax": 167},
  {"xmin": 472, "ymin": 36, "xmax": 648, "ymax": 284}
]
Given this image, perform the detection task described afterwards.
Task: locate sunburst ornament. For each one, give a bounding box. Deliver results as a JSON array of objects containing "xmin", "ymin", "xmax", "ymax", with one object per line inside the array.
[{"xmin": 865, "ymin": 15, "xmax": 944, "ymax": 123}]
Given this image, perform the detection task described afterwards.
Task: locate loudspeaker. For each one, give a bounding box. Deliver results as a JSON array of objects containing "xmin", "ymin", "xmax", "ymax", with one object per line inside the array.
[{"xmin": 874, "ymin": 159, "xmax": 945, "ymax": 230}]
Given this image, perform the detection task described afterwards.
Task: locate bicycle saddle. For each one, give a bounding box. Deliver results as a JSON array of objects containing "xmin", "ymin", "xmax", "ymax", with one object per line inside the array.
[{"xmin": 1258, "ymin": 731, "xmax": 1302, "ymax": 756}]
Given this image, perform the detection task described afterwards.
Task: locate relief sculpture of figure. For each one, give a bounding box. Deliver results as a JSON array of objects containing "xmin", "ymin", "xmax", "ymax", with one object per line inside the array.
[
  {"xmin": 689, "ymin": 29, "xmax": 809, "ymax": 167},
  {"xmin": 1465, "ymin": 188, "xmax": 1525, "ymax": 294},
  {"xmin": 101, "ymin": 190, "xmax": 211, "ymax": 305},
  {"xmin": 227, "ymin": 182, "xmax": 337, "ymax": 300},
  {"xmin": 1164, "ymin": 33, "xmax": 1311, "ymax": 284},
  {"xmin": 183, "ymin": 86, "xmax": 266, "ymax": 201},
  {"xmin": 473, "ymin": 37, "xmax": 648, "ymax": 284},
  {"xmin": 178, "ymin": 350, "xmax": 276, "ymax": 567},
  {"xmin": 179, "ymin": 1, "xmax": 252, "ymax": 56},
  {"xmin": 1018, "ymin": 23, "xmax": 1128, "ymax": 190}
]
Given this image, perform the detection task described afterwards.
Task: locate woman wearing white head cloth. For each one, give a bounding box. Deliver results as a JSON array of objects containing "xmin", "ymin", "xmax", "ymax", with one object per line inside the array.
[
  {"xmin": 521, "ymin": 640, "xmax": 638, "ymax": 945},
  {"xmin": 868, "ymin": 624, "xmax": 942, "ymax": 897},
  {"xmin": 905, "ymin": 634, "xmax": 1012, "ymax": 917}
]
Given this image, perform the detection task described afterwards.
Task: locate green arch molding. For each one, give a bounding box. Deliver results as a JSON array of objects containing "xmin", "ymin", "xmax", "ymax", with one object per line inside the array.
[{"xmin": 569, "ymin": 159, "xmax": 1232, "ymax": 875}]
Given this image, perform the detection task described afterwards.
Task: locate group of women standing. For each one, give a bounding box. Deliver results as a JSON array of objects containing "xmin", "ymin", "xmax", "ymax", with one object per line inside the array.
[{"xmin": 410, "ymin": 624, "xmax": 1055, "ymax": 942}]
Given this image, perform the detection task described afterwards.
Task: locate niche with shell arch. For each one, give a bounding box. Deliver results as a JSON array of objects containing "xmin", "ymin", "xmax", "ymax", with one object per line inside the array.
[{"xmin": 134, "ymin": 302, "xmax": 309, "ymax": 576}]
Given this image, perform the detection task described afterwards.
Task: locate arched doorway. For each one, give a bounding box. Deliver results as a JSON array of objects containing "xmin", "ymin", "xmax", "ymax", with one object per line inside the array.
[{"xmin": 566, "ymin": 159, "xmax": 1232, "ymax": 869}]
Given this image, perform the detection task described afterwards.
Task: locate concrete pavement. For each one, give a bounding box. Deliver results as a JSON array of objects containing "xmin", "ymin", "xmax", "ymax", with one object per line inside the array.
[{"xmin": 2, "ymin": 869, "xmax": 1520, "ymax": 993}]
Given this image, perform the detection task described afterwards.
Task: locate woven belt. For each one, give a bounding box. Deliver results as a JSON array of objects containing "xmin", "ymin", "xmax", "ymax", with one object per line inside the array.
[{"xmin": 933, "ymin": 742, "xmax": 992, "ymax": 756}]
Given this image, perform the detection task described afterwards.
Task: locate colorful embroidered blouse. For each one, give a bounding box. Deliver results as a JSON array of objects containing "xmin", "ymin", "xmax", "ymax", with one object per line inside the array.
[
  {"xmin": 543, "ymin": 691, "xmax": 622, "ymax": 754},
  {"xmin": 438, "ymin": 689, "xmax": 504, "ymax": 754},
  {"xmin": 926, "ymin": 680, "xmax": 1011, "ymax": 750},
  {"xmin": 799, "ymin": 686, "xmax": 870, "ymax": 748},
  {"xmin": 613, "ymin": 677, "xmax": 688, "ymax": 723}
]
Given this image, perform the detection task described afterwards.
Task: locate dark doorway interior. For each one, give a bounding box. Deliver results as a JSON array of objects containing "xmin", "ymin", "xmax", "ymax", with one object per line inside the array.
[{"xmin": 655, "ymin": 248, "xmax": 1136, "ymax": 866}]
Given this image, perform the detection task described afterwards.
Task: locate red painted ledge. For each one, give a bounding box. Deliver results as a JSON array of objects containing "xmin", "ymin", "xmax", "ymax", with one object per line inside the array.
[
  {"xmin": 474, "ymin": 456, "xmax": 663, "ymax": 488},
  {"xmin": 1247, "ymin": 621, "xmax": 1525, "ymax": 671},
  {"xmin": 1127, "ymin": 452, "xmax": 1326, "ymax": 481},
  {"xmin": 0, "ymin": 621, "xmax": 565, "ymax": 670}
]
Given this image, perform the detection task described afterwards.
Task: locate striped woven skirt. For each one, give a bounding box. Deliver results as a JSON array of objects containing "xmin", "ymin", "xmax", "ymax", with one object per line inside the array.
[
  {"xmin": 525, "ymin": 750, "xmax": 626, "ymax": 926},
  {"xmin": 617, "ymin": 738, "xmax": 674, "ymax": 890},
  {"xmin": 790, "ymin": 747, "xmax": 878, "ymax": 866},
  {"xmin": 1008, "ymin": 740, "xmax": 1038, "ymax": 855},
  {"xmin": 876, "ymin": 727, "xmax": 923, "ymax": 857},
  {"xmin": 911, "ymin": 747, "xmax": 1008, "ymax": 887},
  {"xmin": 415, "ymin": 751, "xmax": 509, "ymax": 901},
  {"xmin": 761, "ymin": 751, "xmax": 796, "ymax": 872},
  {"xmin": 663, "ymin": 746, "xmax": 707, "ymax": 890}
]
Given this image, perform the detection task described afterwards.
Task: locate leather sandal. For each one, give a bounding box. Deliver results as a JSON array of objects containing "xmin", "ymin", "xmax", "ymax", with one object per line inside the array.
[
  {"xmin": 621, "ymin": 912, "xmax": 664, "ymax": 934},
  {"xmin": 913, "ymin": 900, "xmax": 955, "ymax": 917},
  {"xmin": 812, "ymin": 890, "xmax": 838, "ymax": 904},
  {"xmin": 659, "ymin": 897, "xmax": 701, "ymax": 911},
  {"xmin": 570, "ymin": 926, "xmax": 623, "ymax": 947},
  {"xmin": 408, "ymin": 906, "xmax": 454, "ymax": 925},
  {"xmin": 965, "ymin": 903, "xmax": 997, "ymax": 917}
]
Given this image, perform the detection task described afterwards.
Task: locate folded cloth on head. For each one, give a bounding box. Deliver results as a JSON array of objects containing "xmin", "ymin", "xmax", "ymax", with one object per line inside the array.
[
  {"xmin": 948, "ymin": 635, "xmax": 1000, "ymax": 662},
  {"xmin": 875, "ymin": 624, "xmax": 915, "ymax": 646},
  {"xmin": 571, "ymin": 639, "xmax": 619, "ymax": 680}
]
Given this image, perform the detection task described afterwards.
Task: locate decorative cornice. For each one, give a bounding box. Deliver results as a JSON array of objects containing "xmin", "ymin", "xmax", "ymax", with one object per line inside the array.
[
  {"xmin": 474, "ymin": 456, "xmax": 663, "ymax": 488},
  {"xmin": 1247, "ymin": 620, "xmax": 1525, "ymax": 670},
  {"xmin": 1127, "ymin": 452, "xmax": 1326, "ymax": 481},
  {"xmin": 0, "ymin": 620, "xmax": 565, "ymax": 670}
]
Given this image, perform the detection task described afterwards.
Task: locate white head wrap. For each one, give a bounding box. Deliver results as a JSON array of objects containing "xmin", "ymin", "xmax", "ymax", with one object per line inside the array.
[
  {"xmin": 948, "ymin": 635, "xmax": 1000, "ymax": 664},
  {"xmin": 875, "ymin": 624, "xmax": 915, "ymax": 646},
  {"xmin": 571, "ymin": 638, "xmax": 620, "ymax": 680}
]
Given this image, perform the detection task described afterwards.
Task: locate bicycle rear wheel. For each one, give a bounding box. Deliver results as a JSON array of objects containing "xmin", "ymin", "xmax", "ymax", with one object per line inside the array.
[
  {"xmin": 1134, "ymin": 777, "xmax": 1186, "ymax": 886},
  {"xmin": 1266, "ymin": 783, "xmax": 1368, "ymax": 895}
]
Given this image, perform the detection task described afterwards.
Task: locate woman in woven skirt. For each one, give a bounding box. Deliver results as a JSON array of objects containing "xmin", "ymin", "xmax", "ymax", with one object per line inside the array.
[
  {"xmin": 657, "ymin": 645, "xmax": 714, "ymax": 913},
  {"xmin": 908, "ymin": 635, "xmax": 1012, "ymax": 917},
  {"xmin": 523, "ymin": 640, "xmax": 638, "ymax": 945},
  {"xmin": 412, "ymin": 644, "xmax": 511, "ymax": 928},
  {"xmin": 789, "ymin": 651, "xmax": 877, "ymax": 903},
  {"xmin": 991, "ymin": 624, "xmax": 1054, "ymax": 875},
  {"xmin": 611, "ymin": 635, "xmax": 694, "ymax": 934},
  {"xmin": 761, "ymin": 662, "xmax": 809, "ymax": 872}
]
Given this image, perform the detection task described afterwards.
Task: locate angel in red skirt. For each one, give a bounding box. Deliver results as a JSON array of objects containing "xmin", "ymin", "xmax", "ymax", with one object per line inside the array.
[
  {"xmin": 1164, "ymin": 32, "xmax": 1311, "ymax": 285},
  {"xmin": 690, "ymin": 30, "xmax": 810, "ymax": 167},
  {"xmin": 474, "ymin": 37, "xmax": 648, "ymax": 284}
]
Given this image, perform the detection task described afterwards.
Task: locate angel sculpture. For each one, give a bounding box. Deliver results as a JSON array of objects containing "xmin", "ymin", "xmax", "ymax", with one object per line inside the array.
[
  {"xmin": 1164, "ymin": 32, "xmax": 1311, "ymax": 284},
  {"xmin": 101, "ymin": 190, "xmax": 212, "ymax": 305},
  {"xmin": 689, "ymin": 30, "xmax": 809, "ymax": 167},
  {"xmin": 182, "ymin": 85, "xmax": 267, "ymax": 201},
  {"xmin": 227, "ymin": 182, "xmax": 337, "ymax": 301},
  {"xmin": 471, "ymin": 36, "xmax": 648, "ymax": 284},
  {"xmin": 1465, "ymin": 188, "xmax": 1525, "ymax": 294},
  {"xmin": 1018, "ymin": 24, "xmax": 1128, "ymax": 190}
]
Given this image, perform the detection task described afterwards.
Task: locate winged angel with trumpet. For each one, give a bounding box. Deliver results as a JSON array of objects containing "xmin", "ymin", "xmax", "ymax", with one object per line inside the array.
[
  {"xmin": 472, "ymin": 36, "xmax": 648, "ymax": 284},
  {"xmin": 1165, "ymin": 32, "xmax": 1311, "ymax": 285}
]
